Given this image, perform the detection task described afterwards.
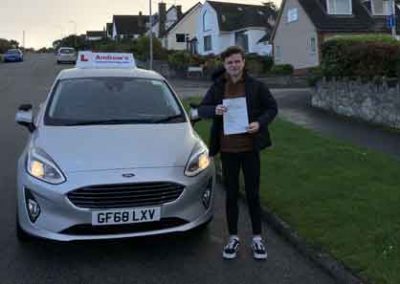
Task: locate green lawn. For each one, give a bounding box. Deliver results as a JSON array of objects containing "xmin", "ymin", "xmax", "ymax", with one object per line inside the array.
[{"xmin": 183, "ymin": 97, "xmax": 400, "ymax": 284}]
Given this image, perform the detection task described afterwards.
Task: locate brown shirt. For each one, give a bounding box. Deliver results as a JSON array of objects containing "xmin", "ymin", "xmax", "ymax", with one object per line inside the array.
[{"xmin": 220, "ymin": 75, "xmax": 254, "ymax": 153}]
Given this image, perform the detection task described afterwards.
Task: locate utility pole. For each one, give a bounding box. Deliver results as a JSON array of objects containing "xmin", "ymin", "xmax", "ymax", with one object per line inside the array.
[
  {"xmin": 22, "ymin": 30, "xmax": 25, "ymax": 48},
  {"xmin": 149, "ymin": 0, "xmax": 153, "ymax": 70},
  {"xmin": 389, "ymin": 0, "xmax": 397, "ymax": 38}
]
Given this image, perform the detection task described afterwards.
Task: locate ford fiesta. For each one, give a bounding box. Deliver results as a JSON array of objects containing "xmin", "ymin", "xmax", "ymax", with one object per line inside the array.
[{"xmin": 15, "ymin": 52, "xmax": 215, "ymax": 242}]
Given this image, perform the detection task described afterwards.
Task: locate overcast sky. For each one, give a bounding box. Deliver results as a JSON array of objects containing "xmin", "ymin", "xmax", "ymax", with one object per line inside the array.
[{"xmin": 0, "ymin": 0, "xmax": 280, "ymax": 49}]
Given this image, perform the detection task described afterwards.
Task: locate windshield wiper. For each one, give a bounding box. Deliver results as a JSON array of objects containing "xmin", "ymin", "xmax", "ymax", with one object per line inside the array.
[
  {"xmin": 61, "ymin": 119, "xmax": 154, "ymax": 126},
  {"xmin": 152, "ymin": 114, "xmax": 185, "ymax": 123}
]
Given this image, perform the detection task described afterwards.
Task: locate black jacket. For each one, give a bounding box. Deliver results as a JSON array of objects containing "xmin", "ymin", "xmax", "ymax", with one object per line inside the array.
[{"xmin": 198, "ymin": 71, "xmax": 278, "ymax": 157}]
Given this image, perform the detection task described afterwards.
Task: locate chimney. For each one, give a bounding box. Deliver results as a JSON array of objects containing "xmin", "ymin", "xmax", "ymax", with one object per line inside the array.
[
  {"xmin": 176, "ymin": 5, "xmax": 183, "ymax": 20},
  {"xmin": 138, "ymin": 11, "xmax": 143, "ymax": 28},
  {"xmin": 159, "ymin": 2, "xmax": 166, "ymax": 37}
]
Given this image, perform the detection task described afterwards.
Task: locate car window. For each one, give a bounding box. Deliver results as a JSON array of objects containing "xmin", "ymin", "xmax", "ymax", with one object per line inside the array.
[
  {"xmin": 7, "ymin": 49, "xmax": 20, "ymax": 54},
  {"xmin": 59, "ymin": 49, "xmax": 74, "ymax": 54},
  {"xmin": 45, "ymin": 77, "xmax": 185, "ymax": 125}
]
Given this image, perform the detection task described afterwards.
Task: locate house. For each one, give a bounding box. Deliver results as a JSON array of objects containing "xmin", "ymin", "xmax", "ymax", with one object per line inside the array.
[
  {"xmin": 150, "ymin": 3, "xmax": 183, "ymax": 38},
  {"xmin": 160, "ymin": 2, "xmax": 202, "ymax": 52},
  {"xmin": 271, "ymin": 0, "xmax": 400, "ymax": 72},
  {"xmin": 86, "ymin": 31, "xmax": 105, "ymax": 41},
  {"xmin": 196, "ymin": 1, "xmax": 277, "ymax": 56},
  {"xmin": 105, "ymin": 23, "xmax": 113, "ymax": 39},
  {"xmin": 112, "ymin": 13, "xmax": 149, "ymax": 40}
]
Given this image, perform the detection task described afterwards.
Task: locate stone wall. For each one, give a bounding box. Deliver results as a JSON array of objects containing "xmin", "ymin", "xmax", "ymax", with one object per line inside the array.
[{"xmin": 311, "ymin": 78, "xmax": 400, "ymax": 129}]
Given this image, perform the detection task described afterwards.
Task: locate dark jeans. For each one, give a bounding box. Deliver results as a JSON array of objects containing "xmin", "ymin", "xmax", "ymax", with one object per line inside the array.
[{"xmin": 220, "ymin": 151, "xmax": 262, "ymax": 235}]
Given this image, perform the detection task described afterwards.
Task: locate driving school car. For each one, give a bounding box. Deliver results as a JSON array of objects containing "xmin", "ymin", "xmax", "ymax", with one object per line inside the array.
[{"xmin": 15, "ymin": 51, "xmax": 215, "ymax": 241}]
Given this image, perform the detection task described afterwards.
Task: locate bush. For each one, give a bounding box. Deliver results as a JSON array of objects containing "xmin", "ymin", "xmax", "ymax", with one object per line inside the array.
[
  {"xmin": 245, "ymin": 53, "xmax": 274, "ymax": 75},
  {"xmin": 320, "ymin": 35, "xmax": 400, "ymax": 79},
  {"xmin": 270, "ymin": 64, "xmax": 294, "ymax": 75},
  {"xmin": 307, "ymin": 67, "xmax": 323, "ymax": 86},
  {"xmin": 167, "ymin": 51, "xmax": 192, "ymax": 71}
]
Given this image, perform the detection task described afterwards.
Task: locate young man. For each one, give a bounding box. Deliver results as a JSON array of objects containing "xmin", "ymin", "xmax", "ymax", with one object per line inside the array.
[{"xmin": 198, "ymin": 46, "xmax": 278, "ymax": 260}]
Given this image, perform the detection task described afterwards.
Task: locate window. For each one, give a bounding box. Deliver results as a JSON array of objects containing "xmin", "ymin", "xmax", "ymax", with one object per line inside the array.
[
  {"xmin": 275, "ymin": 46, "xmax": 281, "ymax": 59},
  {"xmin": 235, "ymin": 31, "xmax": 249, "ymax": 52},
  {"xmin": 310, "ymin": 36, "xmax": 317, "ymax": 54},
  {"xmin": 176, "ymin": 34, "xmax": 186, "ymax": 43},
  {"xmin": 327, "ymin": 0, "xmax": 352, "ymax": 15},
  {"xmin": 371, "ymin": 0, "xmax": 391, "ymax": 15},
  {"xmin": 45, "ymin": 78, "xmax": 184, "ymax": 126},
  {"xmin": 203, "ymin": 11, "xmax": 212, "ymax": 31},
  {"xmin": 287, "ymin": 8, "xmax": 298, "ymax": 23},
  {"xmin": 204, "ymin": 35, "xmax": 212, "ymax": 51}
]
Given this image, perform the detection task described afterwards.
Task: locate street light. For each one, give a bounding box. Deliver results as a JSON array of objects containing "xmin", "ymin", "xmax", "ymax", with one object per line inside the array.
[{"xmin": 149, "ymin": 0, "xmax": 153, "ymax": 70}]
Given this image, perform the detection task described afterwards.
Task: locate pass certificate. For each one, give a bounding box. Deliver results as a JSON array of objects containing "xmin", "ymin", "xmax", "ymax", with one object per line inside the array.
[{"xmin": 223, "ymin": 97, "xmax": 249, "ymax": 135}]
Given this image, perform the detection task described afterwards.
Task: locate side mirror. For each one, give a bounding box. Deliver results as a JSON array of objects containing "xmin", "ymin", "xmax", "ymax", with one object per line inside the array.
[
  {"xmin": 16, "ymin": 104, "xmax": 36, "ymax": 132},
  {"xmin": 189, "ymin": 103, "xmax": 201, "ymax": 125}
]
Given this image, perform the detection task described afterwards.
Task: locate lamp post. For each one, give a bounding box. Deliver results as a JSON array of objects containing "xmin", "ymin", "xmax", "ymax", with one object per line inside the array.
[{"xmin": 149, "ymin": 0, "xmax": 153, "ymax": 70}]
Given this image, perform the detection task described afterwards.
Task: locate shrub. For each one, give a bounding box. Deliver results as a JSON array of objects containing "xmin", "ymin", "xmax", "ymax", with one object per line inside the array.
[
  {"xmin": 307, "ymin": 67, "xmax": 324, "ymax": 86},
  {"xmin": 270, "ymin": 64, "xmax": 294, "ymax": 75},
  {"xmin": 320, "ymin": 35, "xmax": 400, "ymax": 79},
  {"xmin": 168, "ymin": 51, "xmax": 192, "ymax": 71}
]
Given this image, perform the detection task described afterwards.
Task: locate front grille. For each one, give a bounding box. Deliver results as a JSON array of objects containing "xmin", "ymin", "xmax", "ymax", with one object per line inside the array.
[
  {"xmin": 60, "ymin": 218, "xmax": 188, "ymax": 235},
  {"xmin": 67, "ymin": 182, "xmax": 185, "ymax": 209}
]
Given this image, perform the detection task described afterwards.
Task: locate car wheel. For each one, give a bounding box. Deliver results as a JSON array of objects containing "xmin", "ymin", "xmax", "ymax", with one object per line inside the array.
[
  {"xmin": 57, "ymin": 61, "xmax": 60, "ymax": 64},
  {"xmin": 16, "ymin": 213, "xmax": 34, "ymax": 242}
]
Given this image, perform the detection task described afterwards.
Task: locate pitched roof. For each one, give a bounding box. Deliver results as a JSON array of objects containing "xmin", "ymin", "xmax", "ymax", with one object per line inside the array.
[
  {"xmin": 207, "ymin": 1, "xmax": 277, "ymax": 32},
  {"xmin": 86, "ymin": 31, "xmax": 105, "ymax": 37},
  {"xmin": 164, "ymin": 2, "xmax": 202, "ymax": 35},
  {"xmin": 113, "ymin": 15, "xmax": 150, "ymax": 35},
  {"xmin": 297, "ymin": 0, "xmax": 400, "ymax": 33}
]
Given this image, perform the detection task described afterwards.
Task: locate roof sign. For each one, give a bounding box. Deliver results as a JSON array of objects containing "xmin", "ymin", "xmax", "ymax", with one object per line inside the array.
[{"xmin": 76, "ymin": 51, "xmax": 136, "ymax": 69}]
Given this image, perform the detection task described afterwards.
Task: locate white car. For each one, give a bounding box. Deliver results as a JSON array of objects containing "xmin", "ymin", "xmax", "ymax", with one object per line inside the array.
[
  {"xmin": 15, "ymin": 52, "xmax": 215, "ymax": 241},
  {"xmin": 57, "ymin": 47, "xmax": 77, "ymax": 64}
]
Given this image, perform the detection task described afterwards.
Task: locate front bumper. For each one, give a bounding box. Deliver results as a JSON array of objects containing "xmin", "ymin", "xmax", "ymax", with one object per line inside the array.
[{"xmin": 17, "ymin": 163, "xmax": 215, "ymax": 241}]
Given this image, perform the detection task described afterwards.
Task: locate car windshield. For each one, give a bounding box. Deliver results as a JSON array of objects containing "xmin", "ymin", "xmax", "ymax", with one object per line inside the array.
[
  {"xmin": 60, "ymin": 49, "xmax": 74, "ymax": 54},
  {"xmin": 45, "ymin": 77, "xmax": 186, "ymax": 126},
  {"xmin": 6, "ymin": 49, "xmax": 19, "ymax": 54}
]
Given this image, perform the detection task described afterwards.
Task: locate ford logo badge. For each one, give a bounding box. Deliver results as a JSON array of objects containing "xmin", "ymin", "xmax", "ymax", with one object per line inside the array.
[{"xmin": 122, "ymin": 173, "xmax": 135, "ymax": 178}]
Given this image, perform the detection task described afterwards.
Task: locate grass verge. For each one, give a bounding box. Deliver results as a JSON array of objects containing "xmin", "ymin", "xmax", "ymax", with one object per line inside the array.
[{"xmin": 183, "ymin": 97, "xmax": 400, "ymax": 284}]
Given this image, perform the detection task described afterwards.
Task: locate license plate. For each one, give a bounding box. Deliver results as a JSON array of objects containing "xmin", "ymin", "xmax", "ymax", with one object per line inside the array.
[{"xmin": 92, "ymin": 207, "xmax": 161, "ymax": 226}]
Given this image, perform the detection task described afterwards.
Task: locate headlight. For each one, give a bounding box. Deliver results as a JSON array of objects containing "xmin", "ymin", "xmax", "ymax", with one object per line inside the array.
[
  {"xmin": 185, "ymin": 142, "xmax": 210, "ymax": 177},
  {"xmin": 26, "ymin": 147, "xmax": 66, "ymax": 184}
]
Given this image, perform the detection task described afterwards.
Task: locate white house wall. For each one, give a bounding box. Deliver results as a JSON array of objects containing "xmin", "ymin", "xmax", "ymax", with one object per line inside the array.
[
  {"xmin": 197, "ymin": 2, "xmax": 220, "ymax": 55},
  {"xmin": 273, "ymin": 0, "xmax": 319, "ymax": 69},
  {"xmin": 247, "ymin": 29, "xmax": 271, "ymax": 55},
  {"xmin": 218, "ymin": 33, "xmax": 234, "ymax": 53},
  {"xmin": 164, "ymin": 4, "xmax": 201, "ymax": 50}
]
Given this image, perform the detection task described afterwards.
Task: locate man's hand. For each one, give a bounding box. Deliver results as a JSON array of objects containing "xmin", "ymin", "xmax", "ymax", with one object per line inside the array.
[
  {"xmin": 247, "ymin": 122, "xmax": 260, "ymax": 134},
  {"xmin": 215, "ymin": 104, "xmax": 227, "ymax": 116}
]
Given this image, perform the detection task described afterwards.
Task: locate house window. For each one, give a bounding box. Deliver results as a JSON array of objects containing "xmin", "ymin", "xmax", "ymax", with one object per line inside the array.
[
  {"xmin": 327, "ymin": 0, "xmax": 352, "ymax": 15},
  {"xmin": 176, "ymin": 34, "xmax": 186, "ymax": 43},
  {"xmin": 371, "ymin": 0, "xmax": 391, "ymax": 15},
  {"xmin": 287, "ymin": 8, "xmax": 298, "ymax": 23},
  {"xmin": 204, "ymin": 35, "xmax": 212, "ymax": 51},
  {"xmin": 275, "ymin": 46, "xmax": 281, "ymax": 59},
  {"xmin": 203, "ymin": 11, "xmax": 212, "ymax": 31},
  {"xmin": 235, "ymin": 31, "xmax": 249, "ymax": 52},
  {"xmin": 310, "ymin": 36, "xmax": 317, "ymax": 54}
]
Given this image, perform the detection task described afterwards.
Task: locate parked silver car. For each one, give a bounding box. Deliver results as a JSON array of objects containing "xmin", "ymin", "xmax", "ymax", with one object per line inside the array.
[
  {"xmin": 56, "ymin": 47, "xmax": 77, "ymax": 64},
  {"xmin": 15, "ymin": 56, "xmax": 215, "ymax": 242}
]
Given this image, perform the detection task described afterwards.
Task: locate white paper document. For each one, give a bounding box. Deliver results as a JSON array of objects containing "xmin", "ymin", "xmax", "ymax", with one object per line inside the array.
[{"xmin": 223, "ymin": 97, "xmax": 249, "ymax": 135}]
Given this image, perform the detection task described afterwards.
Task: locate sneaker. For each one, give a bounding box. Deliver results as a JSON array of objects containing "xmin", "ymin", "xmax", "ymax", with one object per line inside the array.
[
  {"xmin": 222, "ymin": 237, "xmax": 240, "ymax": 259},
  {"xmin": 251, "ymin": 237, "xmax": 267, "ymax": 260}
]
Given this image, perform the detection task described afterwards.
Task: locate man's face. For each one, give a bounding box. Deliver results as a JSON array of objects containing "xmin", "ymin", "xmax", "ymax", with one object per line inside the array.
[{"xmin": 223, "ymin": 53, "xmax": 245, "ymax": 77}]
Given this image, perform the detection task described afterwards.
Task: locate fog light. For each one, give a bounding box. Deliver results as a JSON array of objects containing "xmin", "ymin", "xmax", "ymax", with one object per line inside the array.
[
  {"xmin": 202, "ymin": 189, "xmax": 211, "ymax": 209},
  {"xmin": 202, "ymin": 178, "xmax": 213, "ymax": 209},
  {"xmin": 25, "ymin": 188, "xmax": 41, "ymax": 223}
]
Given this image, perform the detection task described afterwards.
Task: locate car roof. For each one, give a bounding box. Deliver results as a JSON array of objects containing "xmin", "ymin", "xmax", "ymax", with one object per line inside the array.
[
  {"xmin": 57, "ymin": 67, "xmax": 165, "ymax": 80},
  {"xmin": 58, "ymin": 47, "xmax": 75, "ymax": 50}
]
